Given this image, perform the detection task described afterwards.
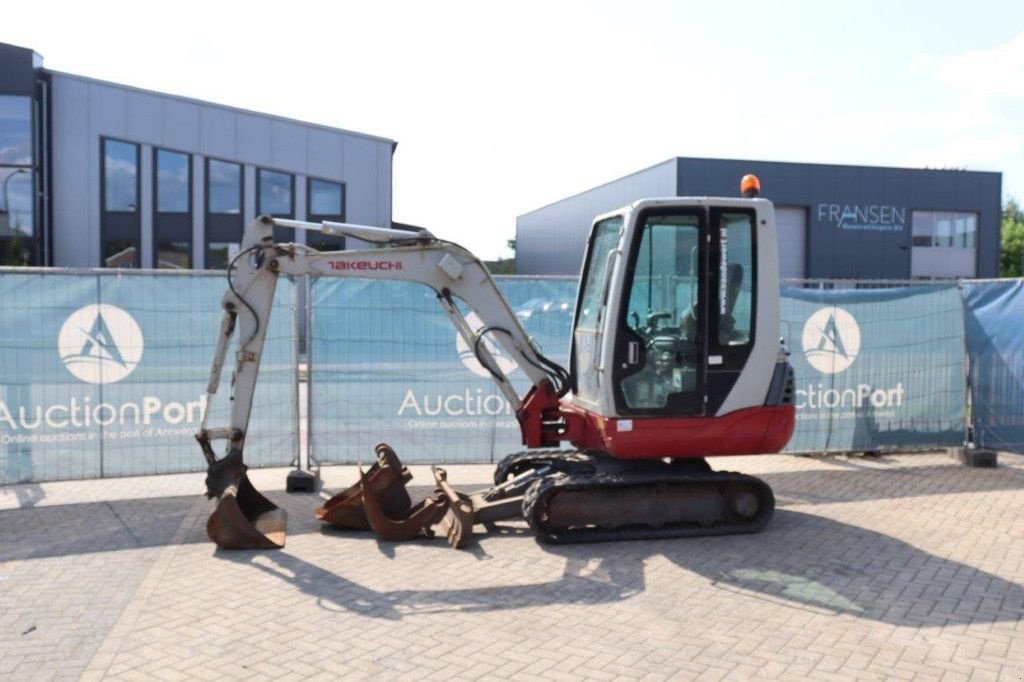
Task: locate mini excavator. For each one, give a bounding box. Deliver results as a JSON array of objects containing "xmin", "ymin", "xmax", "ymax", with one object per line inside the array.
[{"xmin": 195, "ymin": 175, "xmax": 795, "ymax": 550}]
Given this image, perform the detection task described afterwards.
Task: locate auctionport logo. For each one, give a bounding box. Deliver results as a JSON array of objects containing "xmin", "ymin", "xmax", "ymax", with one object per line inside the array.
[
  {"xmin": 57, "ymin": 304, "xmax": 144, "ymax": 384},
  {"xmin": 455, "ymin": 312, "xmax": 517, "ymax": 379},
  {"xmin": 801, "ymin": 306, "xmax": 861, "ymax": 374}
]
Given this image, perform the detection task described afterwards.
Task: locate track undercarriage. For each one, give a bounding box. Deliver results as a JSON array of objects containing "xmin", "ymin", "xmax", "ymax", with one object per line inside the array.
[{"xmin": 315, "ymin": 443, "xmax": 775, "ymax": 548}]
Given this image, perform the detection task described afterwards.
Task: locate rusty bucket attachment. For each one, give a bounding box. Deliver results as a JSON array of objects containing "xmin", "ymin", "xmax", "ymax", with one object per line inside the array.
[
  {"xmin": 315, "ymin": 443, "xmax": 414, "ymax": 530},
  {"xmin": 433, "ymin": 466, "xmax": 475, "ymax": 549},
  {"xmin": 205, "ymin": 448, "xmax": 287, "ymax": 550},
  {"xmin": 361, "ymin": 466, "xmax": 450, "ymax": 541}
]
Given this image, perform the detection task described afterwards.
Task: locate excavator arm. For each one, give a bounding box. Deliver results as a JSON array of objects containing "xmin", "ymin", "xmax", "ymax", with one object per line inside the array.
[{"xmin": 195, "ymin": 215, "xmax": 571, "ymax": 549}]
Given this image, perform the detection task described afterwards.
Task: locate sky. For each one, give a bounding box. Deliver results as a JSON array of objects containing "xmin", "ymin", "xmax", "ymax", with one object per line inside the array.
[{"xmin": 3, "ymin": 1, "xmax": 1024, "ymax": 259}]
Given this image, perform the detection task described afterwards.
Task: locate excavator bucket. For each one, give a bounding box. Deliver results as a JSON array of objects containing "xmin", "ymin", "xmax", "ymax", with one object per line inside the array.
[
  {"xmin": 360, "ymin": 467, "xmax": 449, "ymax": 541},
  {"xmin": 433, "ymin": 466, "xmax": 475, "ymax": 549},
  {"xmin": 315, "ymin": 443, "xmax": 414, "ymax": 530},
  {"xmin": 205, "ymin": 448, "xmax": 287, "ymax": 550}
]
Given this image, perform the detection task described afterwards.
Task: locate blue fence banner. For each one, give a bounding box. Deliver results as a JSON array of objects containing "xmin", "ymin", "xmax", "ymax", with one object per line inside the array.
[
  {"xmin": 961, "ymin": 279, "xmax": 1024, "ymax": 454},
  {"xmin": 309, "ymin": 277, "xmax": 577, "ymax": 464},
  {"xmin": 0, "ymin": 270, "xmax": 297, "ymax": 484},
  {"xmin": 781, "ymin": 284, "xmax": 967, "ymax": 453}
]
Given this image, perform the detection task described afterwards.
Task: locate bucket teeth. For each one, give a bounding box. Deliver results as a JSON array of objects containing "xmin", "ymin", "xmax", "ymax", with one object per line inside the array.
[{"xmin": 205, "ymin": 448, "xmax": 286, "ymax": 550}]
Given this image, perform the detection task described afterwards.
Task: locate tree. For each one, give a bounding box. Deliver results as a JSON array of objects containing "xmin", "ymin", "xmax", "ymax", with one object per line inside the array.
[
  {"xmin": 1, "ymin": 232, "xmax": 30, "ymax": 266},
  {"xmin": 1002, "ymin": 199, "xmax": 1024, "ymax": 278}
]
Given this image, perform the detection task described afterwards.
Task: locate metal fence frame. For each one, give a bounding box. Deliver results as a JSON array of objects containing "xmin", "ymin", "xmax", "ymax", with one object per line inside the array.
[
  {"xmin": 303, "ymin": 274, "xmax": 577, "ymax": 464},
  {"xmin": 4, "ymin": 268, "xmax": 1019, "ymax": 482},
  {"xmin": 0, "ymin": 266, "xmax": 302, "ymax": 483}
]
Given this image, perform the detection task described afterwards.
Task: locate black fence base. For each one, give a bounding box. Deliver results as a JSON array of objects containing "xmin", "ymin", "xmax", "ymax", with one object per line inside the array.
[
  {"xmin": 948, "ymin": 447, "xmax": 998, "ymax": 468},
  {"xmin": 286, "ymin": 468, "xmax": 320, "ymax": 493}
]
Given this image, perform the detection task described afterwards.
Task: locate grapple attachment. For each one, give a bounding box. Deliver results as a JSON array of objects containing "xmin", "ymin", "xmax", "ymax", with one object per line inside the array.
[{"xmin": 204, "ymin": 447, "xmax": 287, "ymax": 550}]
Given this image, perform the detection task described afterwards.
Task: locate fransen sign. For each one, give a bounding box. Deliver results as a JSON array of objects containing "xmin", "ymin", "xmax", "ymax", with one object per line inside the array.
[
  {"xmin": 796, "ymin": 305, "xmax": 904, "ymax": 413},
  {"xmin": 816, "ymin": 203, "xmax": 906, "ymax": 233},
  {"xmin": 0, "ymin": 304, "xmax": 207, "ymax": 437}
]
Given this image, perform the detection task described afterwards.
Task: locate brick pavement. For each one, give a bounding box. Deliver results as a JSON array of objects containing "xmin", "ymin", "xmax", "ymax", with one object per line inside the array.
[{"xmin": 1, "ymin": 452, "xmax": 1023, "ymax": 680}]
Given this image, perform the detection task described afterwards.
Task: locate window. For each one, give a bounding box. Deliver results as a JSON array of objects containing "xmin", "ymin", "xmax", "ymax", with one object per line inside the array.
[
  {"xmin": 103, "ymin": 240, "xmax": 137, "ymax": 268},
  {"xmin": 206, "ymin": 241, "xmax": 241, "ymax": 270},
  {"xmin": 309, "ymin": 179, "xmax": 344, "ymax": 217},
  {"xmin": 0, "ymin": 96, "xmax": 32, "ymax": 165},
  {"xmin": 207, "ymin": 159, "xmax": 241, "ymax": 214},
  {"xmin": 307, "ymin": 178, "xmax": 346, "ymax": 251},
  {"xmin": 205, "ymin": 159, "xmax": 243, "ymax": 268},
  {"xmin": 258, "ymin": 168, "xmax": 293, "ymax": 216},
  {"xmin": 1, "ymin": 96, "xmax": 35, "ymax": 242},
  {"xmin": 103, "ymin": 139, "xmax": 138, "ymax": 212},
  {"xmin": 153, "ymin": 148, "xmax": 192, "ymax": 268},
  {"xmin": 156, "ymin": 149, "xmax": 190, "ymax": 213},
  {"xmin": 571, "ymin": 216, "xmax": 623, "ymax": 404},
  {"xmin": 620, "ymin": 213, "xmax": 702, "ymax": 411},
  {"xmin": 0, "ymin": 167, "xmax": 32, "ymax": 238},
  {"xmin": 101, "ymin": 138, "xmax": 140, "ymax": 267},
  {"xmin": 911, "ymin": 211, "xmax": 977, "ymax": 248},
  {"xmin": 718, "ymin": 212, "xmax": 753, "ymax": 346},
  {"xmin": 156, "ymin": 241, "xmax": 190, "ymax": 269}
]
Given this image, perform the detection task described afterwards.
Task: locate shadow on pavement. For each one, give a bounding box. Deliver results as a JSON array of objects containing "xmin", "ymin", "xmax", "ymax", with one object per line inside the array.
[
  {"xmin": 226, "ymin": 543, "xmax": 645, "ymax": 621},
  {"xmin": 765, "ymin": 460, "xmax": 1024, "ymax": 506},
  {"xmin": 216, "ymin": 508, "xmax": 1024, "ymax": 628},
  {"xmin": 660, "ymin": 509, "xmax": 1024, "ymax": 628}
]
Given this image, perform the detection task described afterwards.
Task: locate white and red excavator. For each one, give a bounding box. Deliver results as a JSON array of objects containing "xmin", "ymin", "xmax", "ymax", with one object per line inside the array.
[{"xmin": 195, "ymin": 175, "xmax": 796, "ymax": 550}]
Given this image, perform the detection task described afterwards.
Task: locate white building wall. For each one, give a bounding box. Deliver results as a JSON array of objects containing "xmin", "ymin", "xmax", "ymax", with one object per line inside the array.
[{"xmin": 49, "ymin": 72, "xmax": 394, "ymax": 267}]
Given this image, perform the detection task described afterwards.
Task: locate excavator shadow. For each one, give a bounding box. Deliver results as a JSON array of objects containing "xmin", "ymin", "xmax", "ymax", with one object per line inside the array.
[
  {"xmin": 656, "ymin": 509, "xmax": 1024, "ymax": 628},
  {"xmin": 218, "ymin": 542, "xmax": 646, "ymax": 621},
  {"xmin": 216, "ymin": 508, "xmax": 1023, "ymax": 627}
]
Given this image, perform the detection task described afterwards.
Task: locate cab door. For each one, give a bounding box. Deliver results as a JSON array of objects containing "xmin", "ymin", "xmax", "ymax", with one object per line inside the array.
[{"xmin": 612, "ymin": 207, "xmax": 707, "ymax": 417}]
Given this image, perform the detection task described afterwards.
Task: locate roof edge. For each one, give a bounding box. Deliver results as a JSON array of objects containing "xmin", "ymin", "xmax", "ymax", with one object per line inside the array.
[
  {"xmin": 43, "ymin": 68, "xmax": 397, "ymax": 147},
  {"xmin": 675, "ymin": 155, "xmax": 1003, "ymax": 177},
  {"xmin": 517, "ymin": 158, "xmax": 677, "ymax": 219}
]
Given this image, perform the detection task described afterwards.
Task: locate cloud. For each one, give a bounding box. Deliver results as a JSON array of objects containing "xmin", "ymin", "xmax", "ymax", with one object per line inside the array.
[
  {"xmin": 902, "ymin": 31, "xmax": 1024, "ymax": 195},
  {"xmin": 913, "ymin": 31, "xmax": 1024, "ymax": 101}
]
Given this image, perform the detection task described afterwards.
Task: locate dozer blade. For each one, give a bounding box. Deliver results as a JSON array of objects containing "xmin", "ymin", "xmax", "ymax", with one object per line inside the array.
[
  {"xmin": 315, "ymin": 443, "xmax": 414, "ymax": 530},
  {"xmin": 205, "ymin": 449, "xmax": 286, "ymax": 550},
  {"xmin": 433, "ymin": 466, "xmax": 475, "ymax": 549},
  {"xmin": 360, "ymin": 466, "xmax": 449, "ymax": 542}
]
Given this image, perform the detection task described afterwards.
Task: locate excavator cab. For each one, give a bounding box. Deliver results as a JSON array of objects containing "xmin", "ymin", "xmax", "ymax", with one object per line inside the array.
[{"xmin": 560, "ymin": 197, "xmax": 793, "ymax": 459}]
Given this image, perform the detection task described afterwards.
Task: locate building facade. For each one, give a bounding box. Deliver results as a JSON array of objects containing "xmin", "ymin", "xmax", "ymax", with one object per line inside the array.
[
  {"xmin": 516, "ymin": 157, "xmax": 1002, "ymax": 280},
  {"xmin": 0, "ymin": 41, "xmax": 395, "ymax": 268}
]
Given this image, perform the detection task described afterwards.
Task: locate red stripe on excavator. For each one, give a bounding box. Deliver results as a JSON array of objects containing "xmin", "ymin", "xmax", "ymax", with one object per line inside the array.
[{"xmin": 558, "ymin": 403, "xmax": 796, "ymax": 460}]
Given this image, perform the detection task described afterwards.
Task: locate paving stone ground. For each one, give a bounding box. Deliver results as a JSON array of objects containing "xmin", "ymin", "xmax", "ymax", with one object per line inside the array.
[{"xmin": 1, "ymin": 452, "xmax": 1023, "ymax": 680}]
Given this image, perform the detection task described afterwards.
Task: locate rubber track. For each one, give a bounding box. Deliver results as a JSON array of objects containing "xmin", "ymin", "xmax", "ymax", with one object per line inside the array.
[{"xmin": 522, "ymin": 469, "xmax": 775, "ymax": 544}]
